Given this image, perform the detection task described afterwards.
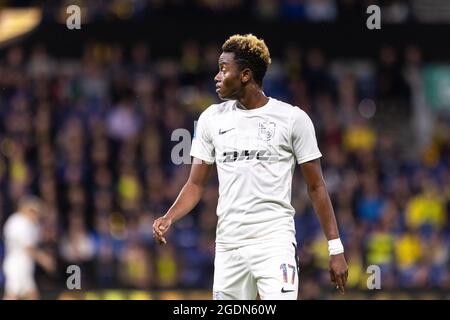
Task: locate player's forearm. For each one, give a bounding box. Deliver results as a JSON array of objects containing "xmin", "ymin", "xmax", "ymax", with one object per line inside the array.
[
  {"xmin": 307, "ymin": 184, "xmax": 340, "ymax": 240},
  {"xmin": 27, "ymin": 247, "xmax": 53, "ymax": 269},
  {"xmin": 27, "ymin": 247, "xmax": 42, "ymax": 262},
  {"xmin": 164, "ymin": 181, "xmax": 205, "ymax": 223}
]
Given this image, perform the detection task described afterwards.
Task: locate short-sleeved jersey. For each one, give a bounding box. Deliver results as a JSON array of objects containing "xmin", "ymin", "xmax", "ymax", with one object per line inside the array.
[
  {"xmin": 3, "ymin": 213, "xmax": 39, "ymax": 271},
  {"xmin": 190, "ymin": 97, "xmax": 322, "ymax": 250}
]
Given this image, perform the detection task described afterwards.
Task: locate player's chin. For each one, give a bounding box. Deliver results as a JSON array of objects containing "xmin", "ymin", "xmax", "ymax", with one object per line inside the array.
[{"xmin": 217, "ymin": 91, "xmax": 231, "ymax": 101}]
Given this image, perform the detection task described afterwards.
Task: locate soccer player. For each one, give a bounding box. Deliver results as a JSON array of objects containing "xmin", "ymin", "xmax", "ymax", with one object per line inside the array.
[
  {"xmin": 2, "ymin": 195, "xmax": 55, "ymax": 300},
  {"xmin": 153, "ymin": 34, "xmax": 348, "ymax": 299}
]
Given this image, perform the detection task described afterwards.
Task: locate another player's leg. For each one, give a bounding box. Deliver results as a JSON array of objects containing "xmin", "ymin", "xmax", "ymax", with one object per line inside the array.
[
  {"xmin": 3, "ymin": 291, "xmax": 19, "ymax": 300},
  {"xmin": 213, "ymin": 247, "xmax": 257, "ymax": 300},
  {"xmin": 3, "ymin": 270, "xmax": 22, "ymax": 300},
  {"xmin": 3, "ymin": 267, "xmax": 39, "ymax": 300},
  {"xmin": 22, "ymin": 290, "xmax": 39, "ymax": 300}
]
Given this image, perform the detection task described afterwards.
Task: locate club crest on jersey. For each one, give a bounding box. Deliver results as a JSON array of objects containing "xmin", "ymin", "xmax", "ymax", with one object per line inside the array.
[{"xmin": 258, "ymin": 121, "xmax": 276, "ymax": 141}]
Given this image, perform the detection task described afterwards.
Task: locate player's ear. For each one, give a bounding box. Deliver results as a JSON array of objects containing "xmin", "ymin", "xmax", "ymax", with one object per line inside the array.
[{"xmin": 241, "ymin": 68, "xmax": 252, "ymax": 84}]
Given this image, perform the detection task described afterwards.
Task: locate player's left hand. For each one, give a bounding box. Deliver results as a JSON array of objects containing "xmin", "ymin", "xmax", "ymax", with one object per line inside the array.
[
  {"xmin": 329, "ymin": 253, "xmax": 348, "ymax": 294},
  {"xmin": 152, "ymin": 215, "xmax": 172, "ymax": 245}
]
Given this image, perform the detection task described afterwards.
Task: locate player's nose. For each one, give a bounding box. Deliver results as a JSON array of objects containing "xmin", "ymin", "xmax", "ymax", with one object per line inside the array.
[{"xmin": 214, "ymin": 72, "xmax": 222, "ymax": 82}]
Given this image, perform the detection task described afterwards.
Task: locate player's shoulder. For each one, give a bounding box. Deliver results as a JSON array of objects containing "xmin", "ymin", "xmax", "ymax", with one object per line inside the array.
[
  {"xmin": 5, "ymin": 212, "xmax": 20, "ymax": 223},
  {"xmin": 199, "ymin": 100, "xmax": 235, "ymax": 119},
  {"xmin": 270, "ymin": 97, "xmax": 310, "ymax": 120},
  {"xmin": 270, "ymin": 97, "xmax": 296, "ymax": 110},
  {"xmin": 4, "ymin": 213, "xmax": 23, "ymax": 230}
]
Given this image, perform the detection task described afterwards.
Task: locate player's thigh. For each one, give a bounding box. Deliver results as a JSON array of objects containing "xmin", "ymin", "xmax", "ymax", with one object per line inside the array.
[
  {"xmin": 4, "ymin": 271, "xmax": 37, "ymax": 299},
  {"xmin": 213, "ymin": 248, "xmax": 257, "ymax": 300},
  {"xmin": 253, "ymin": 243, "xmax": 299, "ymax": 300}
]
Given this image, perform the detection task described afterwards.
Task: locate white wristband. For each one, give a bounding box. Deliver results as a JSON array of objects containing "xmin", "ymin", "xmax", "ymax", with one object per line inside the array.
[{"xmin": 328, "ymin": 238, "xmax": 344, "ymax": 256}]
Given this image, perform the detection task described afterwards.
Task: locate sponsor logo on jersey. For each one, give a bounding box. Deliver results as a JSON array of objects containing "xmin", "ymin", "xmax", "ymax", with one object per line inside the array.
[{"xmin": 221, "ymin": 149, "xmax": 279, "ymax": 163}]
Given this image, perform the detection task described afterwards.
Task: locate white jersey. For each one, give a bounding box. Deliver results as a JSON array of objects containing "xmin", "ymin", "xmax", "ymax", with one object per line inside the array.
[
  {"xmin": 3, "ymin": 212, "xmax": 39, "ymax": 274},
  {"xmin": 190, "ymin": 97, "xmax": 322, "ymax": 250}
]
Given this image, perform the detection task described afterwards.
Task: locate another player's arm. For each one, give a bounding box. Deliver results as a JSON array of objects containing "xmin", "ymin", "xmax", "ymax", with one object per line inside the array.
[
  {"xmin": 26, "ymin": 246, "xmax": 55, "ymax": 273},
  {"xmin": 300, "ymin": 159, "xmax": 348, "ymax": 293},
  {"xmin": 153, "ymin": 158, "xmax": 213, "ymax": 244}
]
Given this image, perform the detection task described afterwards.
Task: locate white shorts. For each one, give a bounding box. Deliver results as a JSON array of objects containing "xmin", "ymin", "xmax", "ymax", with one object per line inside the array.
[
  {"xmin": 213, "ymin": 241, "xmax": 299, "ymax": 300},
  {"xmin": 3, "ymin": 260, "xmax": 37, "ymax": 297}
]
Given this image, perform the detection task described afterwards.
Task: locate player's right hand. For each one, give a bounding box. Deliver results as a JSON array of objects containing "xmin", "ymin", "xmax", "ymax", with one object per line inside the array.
[
  {"xmin": 152, "ymin": 216, "xmax": 172, "ymax": 245},
  {"xmin": 46, "ymin": 258, "xmax": 56, "ymax": 274},
  {"xmin": 41, "ymin": 253, "xmax": 56, "ymax": 274}
]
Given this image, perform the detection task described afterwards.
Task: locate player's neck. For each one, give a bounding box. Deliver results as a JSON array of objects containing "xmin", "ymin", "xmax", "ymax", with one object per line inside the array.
[
  {"xmin": 20, "ymin": 210, "xmax": 36, "ymax": 222},
  {"xmin": 237, "ymin": 85, "xmax": 269, "ymax": 110}
]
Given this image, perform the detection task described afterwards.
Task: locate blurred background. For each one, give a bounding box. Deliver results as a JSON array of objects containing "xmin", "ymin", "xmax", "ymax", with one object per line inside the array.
[{"xmin": 0, "ymin": 0, "xmax": 449, "ymax": 300}]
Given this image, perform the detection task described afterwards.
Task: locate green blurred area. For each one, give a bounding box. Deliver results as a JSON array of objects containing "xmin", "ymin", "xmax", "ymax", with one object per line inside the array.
[
  {"xmin": 52, "ymin": 289, "xmax": 450, "ymax": 300},
  {"xmin": 424, "ymin": 65, "xmax": 450, "ymax": 110}
]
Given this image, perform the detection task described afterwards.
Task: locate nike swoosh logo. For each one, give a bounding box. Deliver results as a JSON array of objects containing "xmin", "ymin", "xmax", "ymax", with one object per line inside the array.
[
  {"xmin": 281, "ymin": 288, "xmax": 295, "ymax": 293},
  {"xmin": 219, "ymin": 128, "xmax": 235, "ymax": 135}
]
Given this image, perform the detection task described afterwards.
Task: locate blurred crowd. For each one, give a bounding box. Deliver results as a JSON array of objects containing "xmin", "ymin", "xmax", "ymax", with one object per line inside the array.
[
  {"xmin": 0, "ymin": 38, "xmax": 449, "ymax": 298},
  {"xmin": 2, "ymin": 0, "xmax": 446, "ymax": 24}
]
